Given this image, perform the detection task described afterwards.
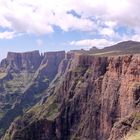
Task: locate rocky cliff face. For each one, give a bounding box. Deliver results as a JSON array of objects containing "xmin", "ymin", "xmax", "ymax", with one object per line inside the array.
[
  {"xmin": 0, "ymin": 50, "xmax": 65, "ymax": 137},
  {"xmin": 2, "ymin": 53, "xmax": 140, "ymax": 140},
  {"xmin": 0, "ymin": 50, "xmax": 42, "ymax": 72}
]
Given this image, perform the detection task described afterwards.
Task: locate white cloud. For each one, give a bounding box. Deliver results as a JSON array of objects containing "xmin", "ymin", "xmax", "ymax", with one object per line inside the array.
[
  {"xmin": 104, "ymin": 21, "xmax": 117, "ymax": 28},
  {"xmin": 131, "ymin": 35, "xmax": 140, "ymax": 41},
  {"xmin": 0, "ymin": 0, "xmax": 140, "ymax": 42},
  {"xmin": 100, "ymin": 28, "xmax": 115, "ymax": 37},
  {"xmin": 70, "ymin": 39, "xmax": 115, "ymax": 49},
  {"xmin": 0, "ymin": 31, "xmax": 16, "ymax": 39},
  {"xmin": 120, "ymin": 34, "xmax": 140, "ymax": 42},
  {"xmin": 0, "ymin": 0, "xmax": 95, "ymax": 36},
  {"xmin": 53, "ymin": 13, "xmax": 95, "ymax": 32}
]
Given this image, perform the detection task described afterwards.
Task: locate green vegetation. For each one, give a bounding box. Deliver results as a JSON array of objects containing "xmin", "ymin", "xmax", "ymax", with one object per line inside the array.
[
  {"xmin": 0, "ymin": 110, "xmax": 4, "ymax": 119},
  {"xmin": 25, "ymin": 95, "xmax": 59, "ymax": 122},
  {"xmin": 71, "ymin": 136, "xmax": 81, "ymax": 140},
  {"xmin": 0, "ymin": 128, "xmax": 4, "ymax": 137},
  {"xmin": 126, "ymin": 131, "xmax": 140, "ymax": 140},
  {"xmin": 74, "ymin": 66, "xmax": 87, "ymax": 73},
  {"xmin": 125, "ymin": 112, "xmax": 140, "ymax": 140},
  {"xmin": 4, "ymin": 72, "xmax": 34, "ymax": 93},
  {"xmin": 86, "ymin": 67, "xmax": 93, "ymax": 74},
  {"xmin": 43, "ymin": 76, "xmax": 49, "ymax": 83},
  {"xmin": 44, "ymin": 102, "xmax": 59, "ymax": 120},
  {"xmin": 131, "ymin": 82, "xmax": 140, "ymax": 92},
  {"xmin": 0, "ymin": 72, "xmax": 7, "ymax": 79},
  {"xmin": 33, "ymin": 63, "xmax": 47, "ymax": 80},
  {"xmin": 77, "ymin": 77, "xmax": 84, "ymax": 87},
  {"xmin": 134, "ymin": 112, "xmax": 140, "ymax": 120},
  {"xmin": 92, "ymin": 51, "xmax": 121, "ymax": 56}
]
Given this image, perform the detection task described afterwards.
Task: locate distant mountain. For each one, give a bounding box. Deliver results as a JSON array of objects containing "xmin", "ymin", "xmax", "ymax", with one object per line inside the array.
[{"xmin": 87, "ymin": 40, "xmax": 140, "ymax": 55}]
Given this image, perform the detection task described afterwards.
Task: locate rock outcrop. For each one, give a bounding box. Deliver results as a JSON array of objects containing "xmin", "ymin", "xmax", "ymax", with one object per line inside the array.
[{"xmin": 2, "ymin": 54, "xmax": 140, "ymax": 140}]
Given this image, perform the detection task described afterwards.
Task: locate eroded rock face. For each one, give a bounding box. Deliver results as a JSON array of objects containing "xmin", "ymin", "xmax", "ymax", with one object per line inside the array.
[
  {"xmin": 0, "ymin": 51, "xmax": 42, "ymax": 72},
  {"xmin": 0, "ymin": 50, "xmax": 66, "ymax": 138},
  {"xmin": 2, "ymin": 54, "xmax": 140, "ymax": 140}
]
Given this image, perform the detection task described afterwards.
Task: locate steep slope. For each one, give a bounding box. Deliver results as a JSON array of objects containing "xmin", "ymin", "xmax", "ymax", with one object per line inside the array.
[
  {"xmin": 2, "ymin": 53, "xmax": 140, "ymax": 140},
  {"xmin": 0, "ymin": 50, "xmax": 65, "ymax": 137}
]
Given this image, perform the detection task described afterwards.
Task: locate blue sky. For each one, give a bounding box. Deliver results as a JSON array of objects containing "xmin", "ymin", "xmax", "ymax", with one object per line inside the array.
[{"xmin": 0, "ymin": 0, "xmax": 140, "ymax": 59}]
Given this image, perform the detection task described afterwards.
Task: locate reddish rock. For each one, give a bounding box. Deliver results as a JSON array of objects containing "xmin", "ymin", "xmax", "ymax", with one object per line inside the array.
[{"xmin": 2, "ymin": 54, "xmax": 140, "ymax": 140}]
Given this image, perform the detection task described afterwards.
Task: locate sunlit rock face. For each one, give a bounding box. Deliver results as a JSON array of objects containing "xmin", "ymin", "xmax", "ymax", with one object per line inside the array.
[{"xmin": 2, "ymin": 53, "xmax": 140, "ymax": 140}]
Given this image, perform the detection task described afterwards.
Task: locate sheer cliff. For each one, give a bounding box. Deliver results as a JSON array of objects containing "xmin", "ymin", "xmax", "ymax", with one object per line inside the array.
[
  {"xmin": 2, "ymin": 53, "xmax": 140, "ymax": 140},
  {"xmin": 0, "ymin": 50, "xmax": 65, "ymax": 137}
]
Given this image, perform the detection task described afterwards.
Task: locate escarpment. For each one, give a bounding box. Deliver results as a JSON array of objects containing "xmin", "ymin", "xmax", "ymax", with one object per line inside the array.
[
  {"xmin": 0, "ymin": 50, "xmax": 66, "ymax": 137},
  {"xmin": 2, "ymin": 54, "xmax": 140, "ymax": 140}
]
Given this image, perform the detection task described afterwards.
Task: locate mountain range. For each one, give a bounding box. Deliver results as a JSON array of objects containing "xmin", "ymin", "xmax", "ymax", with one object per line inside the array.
[{"xmin": 0, "ymin": 41, "xmax": 140, "ymax": 140}]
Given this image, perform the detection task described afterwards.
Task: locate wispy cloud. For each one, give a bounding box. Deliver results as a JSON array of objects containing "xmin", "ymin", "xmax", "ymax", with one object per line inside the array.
[
  {"xmin": 70, "ymin": 39, "xmax": 115, "ymax": 49},
  {"xmin": 0, "ymin": 31, "xmax": 16, "ymax": 39}
]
